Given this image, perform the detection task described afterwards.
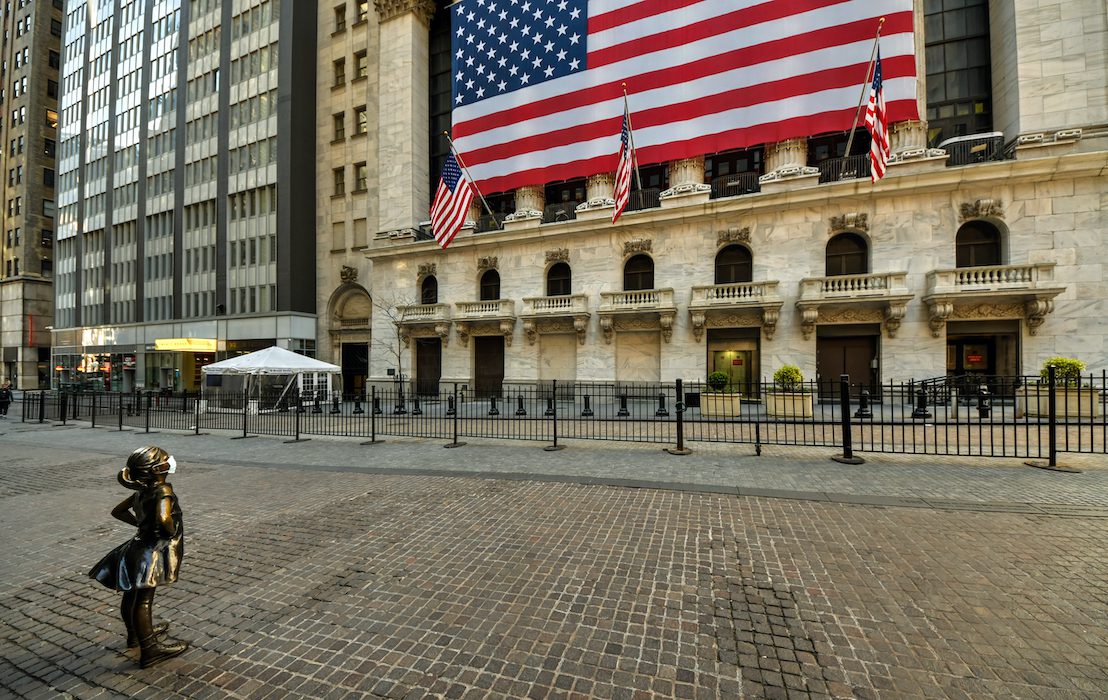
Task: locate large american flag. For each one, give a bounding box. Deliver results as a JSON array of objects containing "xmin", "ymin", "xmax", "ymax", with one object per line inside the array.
[{"xmin": 450, "ymin": 0, "xmax": 918, "ymax": 195}]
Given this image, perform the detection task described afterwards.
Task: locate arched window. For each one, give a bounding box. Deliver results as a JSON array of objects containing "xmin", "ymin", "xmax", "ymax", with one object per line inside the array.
[
  {"xmin": 547, "ymin": 262, "xmax": 571, "ymax": 296},
  {"xmin": 955, "ymin": 221, "xmax": 1002, "ymax": 267},
  {"xmin": 714, "ymin": 245, "xmax": 753, "ymax": 284},
  {"xmin": 479, "ymin": 269, "xmax": 500, "ymax": 300},
  {"xmin": 825, "ymin": 232, "xmax": 868, "ymax": 276},
  {"xmin": 623, "ymin": 254, "xmax": 654, "ymax": 291},
  {"xmin": 420, "ymin": 275, "xmax": 438, "ymax": 304}
]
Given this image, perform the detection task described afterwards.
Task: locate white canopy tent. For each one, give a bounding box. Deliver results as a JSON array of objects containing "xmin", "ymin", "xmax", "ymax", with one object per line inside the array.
[{"xmin": 201, "ymin": 346, "xmax": 341, "ymax": 412}]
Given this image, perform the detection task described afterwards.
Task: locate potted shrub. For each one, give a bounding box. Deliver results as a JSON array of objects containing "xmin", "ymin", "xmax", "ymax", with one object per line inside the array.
[
  {"xmin": 701, "ymin": 370, "xmax": 741, "ymax": 418},
  {"xmin": 765, "ymin": 364, "xmax": 814, "ymax": 418},
  {"xmin": 1018, "ymin": 357, "xmax": 1100, "ymax": 418}
]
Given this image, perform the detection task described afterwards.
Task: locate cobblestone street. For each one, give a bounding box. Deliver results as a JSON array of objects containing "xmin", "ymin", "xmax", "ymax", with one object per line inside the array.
[{"xmin": 1, "ymin": 425, "xmax": 1106, "ymax": 699}]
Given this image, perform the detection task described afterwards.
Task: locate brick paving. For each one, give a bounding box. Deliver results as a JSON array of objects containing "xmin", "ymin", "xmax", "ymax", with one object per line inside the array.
[{"xmin": 1, "ymin": 427, "xmax": 1107, "ymax": 699}]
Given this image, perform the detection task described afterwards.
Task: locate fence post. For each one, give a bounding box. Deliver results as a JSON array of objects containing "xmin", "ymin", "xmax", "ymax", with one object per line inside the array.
[
  {"xmin": 38, "ymin": 391, "xmax": 45, "ymax": 423},
  {"xmin": 284, "ymin": 392, "xmax": 311, "ymax": 443},
  {"xmin": 195, "ymin": 393, "xmax": 202, "ymax": 435},
  {"xmin": 91, "ymin": 392, "xmax": 97, "ymax": 428},
  {"xmin": 60, "ymin": 392, "xmax": 68, "ymax": 426},
  {"xmin": 445, "ymin": 382, "xmax": 466, "ymax": 448},
  {"xmin": 544, "ymin": 379, "xmax": 565, "ymax": 451},
  {"xmin": 665, "ymin": 379, "xmax": 691, "ymax": 455},
  {"xmin": 361, "ymin": 386, "xmax": 383, "ymax": 445},
  {"xmin": 119, "ymin": 393, "xmax": 124, "ymax": 431},
  {"xmin": 145, "ymin": 392, "xmax": 151, "ymax": 433},
  {"xmin": 1047, "ymin": 365, "xmax": 1058, "ymax": 467},
  {"xmin": 833, "ymin": 374, "xmax": 864, "ymax": 464}
]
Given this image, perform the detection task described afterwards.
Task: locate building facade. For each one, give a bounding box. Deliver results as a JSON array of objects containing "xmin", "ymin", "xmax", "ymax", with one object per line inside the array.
[
  {"xmin": 313, "ymin": 0, "xmax": 1106, "ymax": 396},
  {"xmin": 51, "ymin": 0, "xmax": 316, "ymax": 392},
  {"xmin": 0, "ymin": 0, "xmax": 63, "ymax": 390}
]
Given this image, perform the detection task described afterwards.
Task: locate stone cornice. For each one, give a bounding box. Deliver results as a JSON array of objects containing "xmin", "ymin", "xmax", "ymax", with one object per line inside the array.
[
  {"xmin": 363, "ymin": 150, "xmax": 1108, "ymax": 262},
  {"xmin": 374, "ymin": 0, "xmax": 436, "ymax": 24}
]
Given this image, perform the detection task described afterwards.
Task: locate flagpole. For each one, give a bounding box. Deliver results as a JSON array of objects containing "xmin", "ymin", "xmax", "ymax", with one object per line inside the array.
[
  {"xmin": 843, "ymin": 17, "xmax": 885, "ymax": 160},
  {"xmin": 442, "ymin": 132, "xmax": 502, "ymax": 230},
  {"xmin": 621, "ymin": 84, "xmax": 643, "ymax": 192}
]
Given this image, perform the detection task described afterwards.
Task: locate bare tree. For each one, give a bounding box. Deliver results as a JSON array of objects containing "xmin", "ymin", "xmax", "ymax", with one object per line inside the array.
[{"xmin": 371, "ymin": 293, "xmax": 416, "ymax": 382}]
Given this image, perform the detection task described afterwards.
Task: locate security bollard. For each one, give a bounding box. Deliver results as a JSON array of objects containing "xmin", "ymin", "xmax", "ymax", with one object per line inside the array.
[
  {"xmin": 854, "ymin": 387, "xmax": 873, "ymax": 419},
  {"xmin": 352, "ymin": 393, "xmax": 364, "ymax": 414},
  {"xmin": 372, "ymin": 396, "xmax": 382, "ymax": 415},
  {"xmin": 580, "ymin": 394, "xmax": 594, "ymax": 417},
  {"xmin": 331, "ymin": 393, "xmax": 341, "ymax": 414},
  {"xmin": 296, "ymin": 393, "xmax": 306, "ymax": 413},
  {"xmin": 617, "ymin": 394, "xmax": 629, "ymax": 417},
  {"xmin": 911, "ymin": 387, "xmax": 932, "ymax": 419},
  {"xmin": 544, "ymin": 396, "xmax": 555, "ymax": 417},
  {"xmin": 655, "ymin": 392, "xmax": 669, "ymax": 417},
  {"xmin": 445, "ymin": 395, "xmax": 456, "ymax": 416},
  {"xmin": 515, "ymin": 395, "xmax": 526, "ymax": 416},
  {"xmin": 488, "ymin": 395, "xmax": 500, "ymax": 416},
  {"xmin": 412, "ymin": 395, "xmax": 422, "ymax": 416},
  {"xmin": 312, "ymin": 392, "xmax": 323, "ymax": 414},
  {"xmin": 977, "ymin": 384, "xmax": 991, "ymax": 418}
]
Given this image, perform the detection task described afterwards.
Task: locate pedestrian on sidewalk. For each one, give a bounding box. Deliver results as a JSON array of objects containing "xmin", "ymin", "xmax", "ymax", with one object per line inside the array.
[
  {"xmin": 89, "ymin": 446, "xmax": 189, "ymax": 668},
  {"xmin": 0, "ymin": 380, "xmax": 11, "ymax": 417}
]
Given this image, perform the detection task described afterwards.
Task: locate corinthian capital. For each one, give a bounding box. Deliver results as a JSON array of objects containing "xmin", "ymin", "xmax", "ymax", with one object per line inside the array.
[{"xmin": 375, "ymin": 0, "xmax": 436, "ymax": 25}]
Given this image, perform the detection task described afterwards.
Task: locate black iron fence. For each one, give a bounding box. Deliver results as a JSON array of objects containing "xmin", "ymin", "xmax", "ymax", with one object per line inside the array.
[{"xmin": 20, "ymin": 373, "xmax": 1108, "ymax": 460}]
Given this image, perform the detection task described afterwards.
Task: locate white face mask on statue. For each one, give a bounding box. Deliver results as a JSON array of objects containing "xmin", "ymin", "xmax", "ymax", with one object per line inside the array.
[{"xmin": 167, "ymin": 455, "xmax": 177, "ymax": 474}]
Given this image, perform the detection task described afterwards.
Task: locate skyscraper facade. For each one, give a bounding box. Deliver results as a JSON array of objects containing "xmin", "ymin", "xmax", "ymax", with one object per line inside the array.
[
  {"xmin": 52, "ymin": 0, "xmax": 316, "ymax": 392},
  {"xmin": 0, "ymin": 0, "xmax": 63, "ymax": 389}
]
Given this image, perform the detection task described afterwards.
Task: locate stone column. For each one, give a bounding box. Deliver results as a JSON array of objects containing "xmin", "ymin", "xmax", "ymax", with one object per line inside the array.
[
  {"xmin": 660, "ymin": 156, "xmax": 710, "ymax": 205},
  {"xmin": 506, "ymin": 185, "xmax": 544, "ymax": 221},
  {"xmin": 890, "ymin": 119, "xmax": 929, "ymax": 158},
  {"xmin": 759, "ymin": 138, "xmax": 819, "ymax": 185},
  {"xmin": 375, "ymin": 1, "xmax": 436, "ymax": 234},
  {"xmin": 586, "ymin": 173, "xmax": 615, "ymax": 205}
]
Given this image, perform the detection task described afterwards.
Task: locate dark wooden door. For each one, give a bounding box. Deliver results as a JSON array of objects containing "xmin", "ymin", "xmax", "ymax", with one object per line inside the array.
[
  {"xmin": 816, "ymin": 336, "xmax": 878, "ymax": 399},
  {"xmin": 341, "ymin": 343, "xmax": 368, "ymax": 395},
  {"xmin": 473, "ymin": 336, "xmax": 505, "ymax": 398},
  {"xmin": 414, "ymin": 338, "xmax": 441, "ymax": 396}
]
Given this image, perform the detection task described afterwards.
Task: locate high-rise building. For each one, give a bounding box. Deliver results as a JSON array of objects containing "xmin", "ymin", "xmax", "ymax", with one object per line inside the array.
[
  {"xmin": 52, "ymin": 0, "xmax": 316, "ymax": 392},
  {"xmin": 315, "ymin": 0, "xmax": 1106, "ymax": 397},
  {"xmin": 0, "ymin": 0, "xmax": 64, "ymax": 390}
]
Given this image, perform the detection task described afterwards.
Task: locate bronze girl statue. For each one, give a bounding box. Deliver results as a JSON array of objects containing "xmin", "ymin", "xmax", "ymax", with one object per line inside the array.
[{"xmin": 89, "ymin": 446, "xmax": 188, "ymax": 668}]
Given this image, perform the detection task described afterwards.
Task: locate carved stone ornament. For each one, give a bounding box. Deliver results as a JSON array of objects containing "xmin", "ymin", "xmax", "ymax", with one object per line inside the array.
[
  {"xmin": 716, "ymin": 227, "xmax": 751, "ymax": 247},
  {"xmin": 927, "ymin": 301, "xmax": 954, "ymax": 338},
  {"xmin": 829, "ymin": 212, "xmax": 869, "ymax": 233},
  {"xmin": 545, "ymin": 248, "xmax": 569, "ymax": 264},
  {"xmin": 374, "ymin": 0, "xmax": 436, "ymax": 25},
  {"xmin": 800, "ymin": 307, "xmax": 819, "ymax": 340},
  {"xmin": 477, "ymin": 256, "xmax": 498, "ymax": 272},
  {"xmin": 417, "ymin": 263, "xmax": 437, "ymax": 278},
  {"xmin": 399, "ymin": 321, "xmax": 451, "ymax": 348},
  {"xmin": 959, "ymin": 198, "xmax": 1004, "ymax": 222},
  {"xmin": 623, "ymin": 239, "xmax": 652, "ymax": 257},
  {"xmin": 883, "ymin": 302, "xmax": 907, "ymax": 338},
  {"xmin": 455, "ymin": 319, "xmax": 514, "ymax": 347},
  {"xmin": 339, "ymin": 265, "xmax": 358, "ymax": 283}
]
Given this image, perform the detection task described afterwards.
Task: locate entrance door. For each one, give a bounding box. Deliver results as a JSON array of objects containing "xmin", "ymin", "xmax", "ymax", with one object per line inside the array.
[
  {"xmin": 710, "ymin": 349, "xmax": 753, "ymax": 396},
  {"xmin": 341, "ymin": 343, "xmax": 368, "ymax": 395},
  {"xmin": 414, "ymin": 338, "xmax": 442, "ymax": 396},
  {"xmin": 816, "ymin": 336, "xmax": 878, "ymax": 399},
  {"xmin": 473, "ymin": 336, "xmax": 505, "ymax": 397}
]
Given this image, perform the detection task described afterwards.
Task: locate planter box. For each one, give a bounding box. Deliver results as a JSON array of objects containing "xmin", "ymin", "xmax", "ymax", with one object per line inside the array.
[
  {"xmin": 701, "ymin": 392, "xmax": 742, "ymax": 418},
  {"xmin": 765, "ymin": 392, "xmax": 814, "ymax": 418},
  {"xmin": 1016, "ymin": 387, "xmax": 1101, "ymax": 418}
]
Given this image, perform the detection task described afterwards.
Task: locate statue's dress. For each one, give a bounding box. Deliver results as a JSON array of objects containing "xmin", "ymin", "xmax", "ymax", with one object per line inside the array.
[{"xmin": 89, "ymin": 483, "xmax": 184, "ymax": 590}]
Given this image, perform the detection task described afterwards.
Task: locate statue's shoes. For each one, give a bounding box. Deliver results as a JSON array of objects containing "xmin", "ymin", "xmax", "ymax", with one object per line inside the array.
[
  {"xmin": 127, "ymin": 622, "xmax": 168, "ymax": 648},
  {"xmin": 139, "ymin": 638, "xmax": 188, "ymax": 668}
]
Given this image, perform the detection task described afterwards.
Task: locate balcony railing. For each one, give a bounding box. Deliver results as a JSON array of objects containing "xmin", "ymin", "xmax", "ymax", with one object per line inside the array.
[
  {"xmin": 817, "ymin": 155, "xmax": 869, "ymax": 184},
  {"xmin": 521, "ymin": 294, "xmax": 589, "ymax": 317},
  {"xmin": 599, "ymin": 288, "xmax": 676, "ymax": 312},
  {"xmin": 798, "ymin": 272, "xmax": 910, "ymax": 301},
  {"xmin": 455, "ymin": 299, "xmax": 516, "ymax": 320},
  {"xmin": 939, "ymin": 132, "xmax": 1006, "ymax": 167},
  {"xmin": 395, "ymin": 303, "xmax": 450, "ymax": 323},
  {"xmin": 475, "ymin": 213, "xmax": 505, "ymax": 233},
  {"xmin": 709, "ymin": 172, "xmax": 760, "ymax": 199},
  {"xmin": 628, "ymin": 188, "xmax": 661, "ymax": 212},
  {"xmin": 542, "ymin": 201, "xmax": 580, "ymax": 223},
  {"xmin": 690, "ymin": 281, "xmax": 780, "ymax": 306},
  {"xmin": 926, "ymin": 263, "xmax": 1059, "ymax": 296}
]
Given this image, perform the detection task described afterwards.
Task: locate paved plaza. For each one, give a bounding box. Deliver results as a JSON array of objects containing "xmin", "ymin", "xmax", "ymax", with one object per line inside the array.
[{"xmin": 1, "ymin": 418, "xmax": 1106, "ymax": 699}]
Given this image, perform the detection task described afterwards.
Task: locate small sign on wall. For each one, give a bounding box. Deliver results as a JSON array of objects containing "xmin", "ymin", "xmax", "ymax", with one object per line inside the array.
[{"xmin": 732, "ymin": 359, "xmax": 743, "ymax": 365}]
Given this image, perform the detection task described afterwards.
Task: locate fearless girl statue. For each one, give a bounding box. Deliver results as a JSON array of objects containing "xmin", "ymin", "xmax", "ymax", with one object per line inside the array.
[{"xmin": 89, "ymin": 446, "xmax": 189, "ymax": 668}]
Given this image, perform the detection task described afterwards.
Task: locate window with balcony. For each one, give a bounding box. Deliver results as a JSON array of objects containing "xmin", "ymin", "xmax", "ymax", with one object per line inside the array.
[
  {"xmin": 623, "ymin": 254, "xmax": 654, "ymax": 291},
  {"xmin": 924, "ymin": 0, "xmax": 992, "ymax": 146},
  {"xmin": 421, "ymin": 275, "xmax": 438, "ymax": 304},
  {"xmin": 546, "ymin": 262, "xmax": 571, "ymax": 296},
  {"xmin": 480, "ymin": 269, "xmax": 500, "ymax": 301},
  {"xmin": 825, "ymin": 233, "xmax": 868, "ymax": 276},
  {"xmin": 714, "ymin": 245, "xmax": 752, "ymax": 284},
  {"xmin": 955, "ymin": 221, "xmax": 1001, "ymax": 267}
]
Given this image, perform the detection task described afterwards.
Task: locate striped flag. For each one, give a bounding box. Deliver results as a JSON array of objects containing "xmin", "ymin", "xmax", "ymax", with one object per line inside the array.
[
  {"xmin": 450, "ymin": 0, "xmax": 918, "ymax": 195},
  {"xmin": 612, "ymin": 105, "xmax": 634, "ymax": 223},
  {"xmin": 429, "ymin": 153, "xmax": 475, "ymax": 249},
  {"xmin": 863, "ymin": 49, "xmax": 889, "ymax": 181}
]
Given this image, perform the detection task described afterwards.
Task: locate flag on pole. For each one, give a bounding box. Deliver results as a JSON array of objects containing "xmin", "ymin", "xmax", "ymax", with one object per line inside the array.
[
  {"xmin": 612, "ymin": 106, "xmax": 634, "ymax": 223},
  {"xmin": 449, "ymin": 0, "xmax": 918, "ymax": 195},
  {"xmin": 430, "ymin": 153, "xmax": 475, "ymax": 249},
  {"xmin": 864, "ymin": 50, "xmax": 889, "ymax": 181}
]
